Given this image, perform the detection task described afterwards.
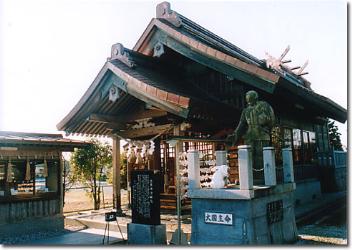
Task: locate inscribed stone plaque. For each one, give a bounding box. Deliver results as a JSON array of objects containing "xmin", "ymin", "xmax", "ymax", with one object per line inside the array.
[
  {"xmin": 131, "ymin": 170, "xmax": 161, "ymax": 225},
  {"xmin": 204, "ymin": 212, "xmax": 233, "ymax": 225}
]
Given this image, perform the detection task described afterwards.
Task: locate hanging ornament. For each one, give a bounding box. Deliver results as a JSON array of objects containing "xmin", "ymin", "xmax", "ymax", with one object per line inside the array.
[
  {"xmin": 127, "ymin": 146, "xmax": 137, "ymax": 164},
  {"xmin": 6, "ymin": 159, "xmax": 13, "ymax": 183},
  {"xmin": 43, "ymin": 158, "xmax": 48, "ymax": 178},
  {"xmin": 148, "ymin": 141, "xmax": 155, "ymax": 155},
  {"xmin": 141, "ymin": 144, "xmax": 147, "ymax": 158},
  {"xmin": 135, "ymin": 149, "xmax": 143, "ymax": 165},
  {"xmin": 25, "ymin": 158, "xmax": 31, "ymax": 181}
]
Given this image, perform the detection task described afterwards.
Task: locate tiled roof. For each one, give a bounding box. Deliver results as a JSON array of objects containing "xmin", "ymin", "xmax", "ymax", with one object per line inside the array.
[{"xmin": 0, "ymin": 131, "xmax": 88, "ymax": 148}]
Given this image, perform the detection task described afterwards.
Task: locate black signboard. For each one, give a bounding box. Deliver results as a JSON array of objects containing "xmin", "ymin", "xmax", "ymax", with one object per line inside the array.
[{"xmin": 131, "ymin": 170, "xmax": 161, "ymax": 225}]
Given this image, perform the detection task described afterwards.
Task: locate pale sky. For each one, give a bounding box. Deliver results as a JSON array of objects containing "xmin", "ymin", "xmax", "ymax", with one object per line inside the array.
[{"xmin": 0, "ymin": 0, "xmax": 348, "ymax": 147}]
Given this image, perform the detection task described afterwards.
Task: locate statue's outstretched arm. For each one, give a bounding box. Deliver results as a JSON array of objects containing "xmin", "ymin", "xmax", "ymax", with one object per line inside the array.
[{"xmin": 226, "ymin": 111, "xmax": 247, "ymax": 145}]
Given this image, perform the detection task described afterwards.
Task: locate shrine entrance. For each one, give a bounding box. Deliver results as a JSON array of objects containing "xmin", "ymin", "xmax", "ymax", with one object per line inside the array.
[{"xmin": 161, "ymin": 142, "xmax": 176, "ymax": 194}]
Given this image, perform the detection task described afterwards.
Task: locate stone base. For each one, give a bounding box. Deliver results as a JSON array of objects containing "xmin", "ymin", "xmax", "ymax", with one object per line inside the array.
[
  {"xmin": 190, "ymin": 186, "xmax": 297, "ymax": 245},
  {"xmin": 127, "ymin": 223, "xmax": 166, "ymax": 245}
]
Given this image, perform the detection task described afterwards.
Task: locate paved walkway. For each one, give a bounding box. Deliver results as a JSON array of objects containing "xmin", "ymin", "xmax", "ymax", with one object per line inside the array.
[
  {"xmin": 26, "ymin": 228, "xmax": 126, "ymax": 245},
  {"xmin": 14, "ymin": 190, "xmax": 346, "ymax": 245}
]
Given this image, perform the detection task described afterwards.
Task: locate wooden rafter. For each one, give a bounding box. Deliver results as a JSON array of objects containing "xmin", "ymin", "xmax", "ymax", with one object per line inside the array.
[
  {"xmin": 116, "ymin": 124, "xmax": 173, "ymax": 139},
  {"xmin": 87, "ymin": 109, "xmax": 168, "ymax": 124}
]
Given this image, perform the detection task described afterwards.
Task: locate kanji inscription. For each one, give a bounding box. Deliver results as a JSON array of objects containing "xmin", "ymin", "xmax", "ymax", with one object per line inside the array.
[
  {"xmin": 131, "ymin": 170, "xmax": 161, "ymax": 225},
  {"xmin": 204, "ymin": 212, "xmax": 233, "ymax": 225}
]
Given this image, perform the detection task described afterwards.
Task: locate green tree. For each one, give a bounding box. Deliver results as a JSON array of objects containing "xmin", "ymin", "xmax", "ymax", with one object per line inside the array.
[
  {"xmin": 327, "ymin": 120, "xmax": 343, "ymax": 151},
  {"xmin": 106, "ymin": 152, "xmax": 127, "ymax": 190},
  {"xmin": 70, "ymin": 139, "xmax": 112, "ymax": 210}
]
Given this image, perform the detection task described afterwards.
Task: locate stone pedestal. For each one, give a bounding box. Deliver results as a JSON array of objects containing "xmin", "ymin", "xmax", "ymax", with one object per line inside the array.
[
  {"xmin": 189, "ymin": 186, "xmax": 297, "ymax": 245},
  {"xmin": 127, "ymin": 223, "xmax": 166, "ymax": 245},
  {"xmin": 215, "ymin": 150, "xmax": 227, "ymax": 166},
  {"xmin": 238, "ymin": 145, "xmax": 253, "ymax": 190},
  {"xmin": 187, "ymin": 150, "xmax": 200, "ymax": 189},
  {"xmin": 282, "ymin": 148, "xmax": 294, "ymax": 183},
  {"xmin": 188, "ymin": 145, "xmax": 297, "ymax": 245}
]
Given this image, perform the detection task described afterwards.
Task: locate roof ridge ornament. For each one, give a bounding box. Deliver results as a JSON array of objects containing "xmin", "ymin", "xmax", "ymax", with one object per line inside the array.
[
  {"xmin": 110, "ymin": 43, "xmax": 135, "ymax": 68},
  {"xmin": 265, "ymin": 46, "xmax": 290, "ymax": 73},
  {"xmin": 156, "ymin": 2, "xmax": 182, "ymax": 27},
  {"xmin": 265, "ymin": 46, "xmax": 311, "ymax": 89}
]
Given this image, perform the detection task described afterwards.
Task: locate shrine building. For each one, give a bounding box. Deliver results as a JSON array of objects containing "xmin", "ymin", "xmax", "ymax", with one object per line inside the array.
[
  {"xmin": 0, "ymin": 131, "xmax": 88, "ymax": 237},
  {"xmin": 57, "ymin": 2, "xmax": 347, "ymax": 213}
]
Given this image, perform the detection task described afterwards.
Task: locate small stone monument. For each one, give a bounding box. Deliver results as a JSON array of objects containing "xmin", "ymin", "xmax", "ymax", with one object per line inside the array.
[{"xmin": 127, "ymin": 170, "xmax": 166, "ymax": 244}]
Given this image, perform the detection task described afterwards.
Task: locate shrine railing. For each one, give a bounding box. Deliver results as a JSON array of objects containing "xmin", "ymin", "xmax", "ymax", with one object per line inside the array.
[{"xmin": 167, "ymin": 137, "xmax": 295, "ymax": 199}]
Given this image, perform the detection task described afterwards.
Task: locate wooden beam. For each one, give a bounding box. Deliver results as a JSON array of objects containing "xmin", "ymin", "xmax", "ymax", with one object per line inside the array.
[
  {"xmin": 105, "ymin": 122, "xmax": 126, "ymax": 131},
  {"xmin": 117, "ymin": 124, "xmax": 173, "ymax": 139},
  {"xmin": 88, "ymin": 109, "xmax": 168, "ymax": 124}
]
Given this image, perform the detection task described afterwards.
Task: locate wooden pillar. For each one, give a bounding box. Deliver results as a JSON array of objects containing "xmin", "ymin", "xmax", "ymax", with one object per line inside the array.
[
  {"xmin": 153, "ymin": 138, "xmax": 163, "ymax": 193},
  {"xmin": 153, "ymin": 138, "xmax": 161, "ymax": 171},
  {"xmin": 112, "ymin": 137, "xmax": 121, "ymax": 212},
  {"xmin": 59, "ymin": 154, "xmax": 64, "ymax": 214},
  {"xmin": 163, "ymin": 141, "xmax": 169, "ymax": 191}
]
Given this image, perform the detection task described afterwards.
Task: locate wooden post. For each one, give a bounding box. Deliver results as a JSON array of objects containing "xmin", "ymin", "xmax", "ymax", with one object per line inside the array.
[
  {"xmin": 112, "ymin": 137, "xmax": 122, "ymax": 213},
  {"xmin": 172, "ymin": 123, "xmax": 182, "ymax": 244},
  {"xmin": 238, "ymin": 145, "xmax": 253, "ymax": 190},
  {"xmin": 59, "ymin": 155, "xmax": 64, "ymax": 214},
  {"xmin": 263, "ymin": 147, "xmax": 277, "ymax": 186},
  {"xmin": 153, "ymin": 138, "xmax": 162, "ymax": 192},
  {"xmin": 175, "ymin": 140, "xmax": 182, "ymax": 245},
  {"xmin": 126, "ymin": 161, "xmax": 131, "ymax": 208},
  {"xmin": 163, "ymin": 141, "xmax": 169, "ymax": 192}
]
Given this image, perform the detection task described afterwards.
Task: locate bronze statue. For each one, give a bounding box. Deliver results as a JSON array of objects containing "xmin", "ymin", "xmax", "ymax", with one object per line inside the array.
[{"xmin": 227, "ymin": 90, "xmax": 275, "ymax": 181}]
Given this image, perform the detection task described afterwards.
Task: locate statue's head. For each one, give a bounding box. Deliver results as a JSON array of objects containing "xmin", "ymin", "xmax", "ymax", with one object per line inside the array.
[{"xmin": 245, "ymin": 90, "xmax": 258, "ymax": 106}]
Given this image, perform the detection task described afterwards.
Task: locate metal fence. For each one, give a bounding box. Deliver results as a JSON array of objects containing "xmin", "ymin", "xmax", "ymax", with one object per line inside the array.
[
  {"xmin": 294, "ymin": 164, "xmax": 318, "ymax": 181},
  {"xmin": 333, "ymin": 151, "xmax": 347, "ymax": 168}
]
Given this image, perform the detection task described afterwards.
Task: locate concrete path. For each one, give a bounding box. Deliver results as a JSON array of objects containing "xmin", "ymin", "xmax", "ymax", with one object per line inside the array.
[{"xmin": 25, "ymin": 228, "xmax": 126, "ymax": 245}]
